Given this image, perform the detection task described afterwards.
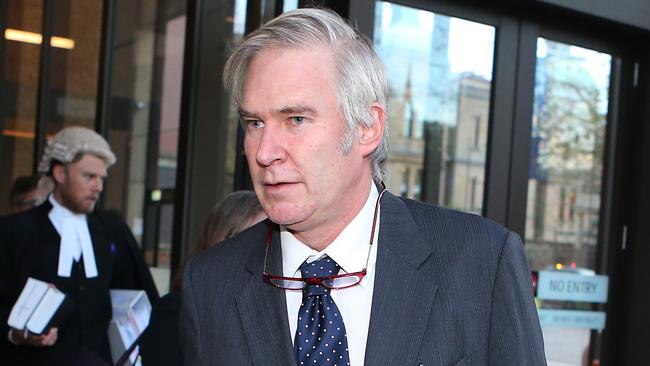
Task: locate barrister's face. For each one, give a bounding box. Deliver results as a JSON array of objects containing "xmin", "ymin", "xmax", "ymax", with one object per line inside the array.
[
  {"xmin": 53, "ymin": 154, "xmax": 107, "ymax": 214},
  {"xmin": 240, "ymin": 47, "xmax": 382, "ymax": 243}
]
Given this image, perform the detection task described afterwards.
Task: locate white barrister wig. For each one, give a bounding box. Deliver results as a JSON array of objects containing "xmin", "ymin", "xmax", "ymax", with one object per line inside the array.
[{"xmin": 37, "ymin": 126, "xmax": 116, "ymax": 175}]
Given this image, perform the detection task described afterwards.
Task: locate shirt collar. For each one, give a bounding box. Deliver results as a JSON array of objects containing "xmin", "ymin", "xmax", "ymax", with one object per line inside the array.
[
  {"xmin": 47, "ymin": 194, "xmax": 98, "ymax": 278},
  {"xmin": 281, "ymin": 182, "xmax": 379, "ymax": 279}
]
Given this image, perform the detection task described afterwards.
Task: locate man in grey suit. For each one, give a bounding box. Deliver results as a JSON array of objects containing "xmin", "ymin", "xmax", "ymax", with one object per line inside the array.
[{"xmin": 181, "ymin": 8, "xmax": 546, "ymax": 366}]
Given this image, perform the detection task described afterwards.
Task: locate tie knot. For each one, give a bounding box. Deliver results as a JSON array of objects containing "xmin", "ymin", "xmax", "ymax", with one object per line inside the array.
[
  {"xmin": 300, "ymin": 256, "xmax": 340, "ymax": 297},
  {"xmin": 300, "ymin": 255, "xmax": 340, "ymax": 278}
]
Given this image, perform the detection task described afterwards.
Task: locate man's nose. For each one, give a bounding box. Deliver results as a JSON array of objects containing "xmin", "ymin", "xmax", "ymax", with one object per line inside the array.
[
  {"xmin": 93, "ymin": 178, "xmax": 104, "ymax": 192},
  {"xmin": 253, "ymin": 128, "xmax": 287, "ymax": 167}
]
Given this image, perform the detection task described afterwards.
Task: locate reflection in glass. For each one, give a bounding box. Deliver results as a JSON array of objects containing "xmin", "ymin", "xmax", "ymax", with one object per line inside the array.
[
  {"xmin": 283, "ymin": 0, "xmax": 299, "ymax": 12},
  {"xmin": 373, "ymin": 2, "xmax": 495, "ymax": 214},
  {"xmin": 525, "ymin": 38, "xmax": 611, "ymax": 366},
  {"xmin": 104, "ymin": 0, "xmax": 159, "ymax": 243},
  {"xmin": 525, "ymin": 38, "xmax": 611, "ymax": 272},
  {"xmin": 103, "ymin": 0, "xmax": 188, "ymax": 275},
  {"xmin": 156, "ymin": 15, "xmax": 186, "ymax": 190},
  {"xmin": 44, "ymin": 0, "xmax": 102, "ymax": 134},
  {"xmin": 0, "ymin": 1, "xmax": 43, "ymax": 214},
  {"xmin": 103, "ymin": 0, "xmax": 247, "ymax": 290},
  {"xmin": 226, "ymin": 0, "xmax": 252, "ymax": 194}
]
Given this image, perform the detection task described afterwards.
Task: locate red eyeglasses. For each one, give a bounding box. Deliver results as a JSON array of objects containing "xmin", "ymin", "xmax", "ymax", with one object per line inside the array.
[{"xmin": 262, "ymin": 186, "xmax": 386, "ymax": 290}]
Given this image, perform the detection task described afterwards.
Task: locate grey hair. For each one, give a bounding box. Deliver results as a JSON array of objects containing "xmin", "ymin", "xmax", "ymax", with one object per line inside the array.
[
  {"xmin": 37, "ymin": 126, "xmax": 116, "ymax": 174},
  {"xmin": 223, "ymin": 8, "xmax": 389, "ymax": 181}
]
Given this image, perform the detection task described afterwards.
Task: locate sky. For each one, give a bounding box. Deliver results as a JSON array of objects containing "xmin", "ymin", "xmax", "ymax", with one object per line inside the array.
[
  {"xmin": 379, "ymin": 1, "xmax": 495, "ymax": 80},
  {"xmin": 378, "ymin": 1, "xmax": 611, "ymax": 89}
]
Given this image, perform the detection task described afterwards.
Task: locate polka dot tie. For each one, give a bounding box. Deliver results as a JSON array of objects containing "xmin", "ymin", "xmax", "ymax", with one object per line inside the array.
[{"xmin": 295, "ymin": 256, "xmax": 350, "ymax": 366}]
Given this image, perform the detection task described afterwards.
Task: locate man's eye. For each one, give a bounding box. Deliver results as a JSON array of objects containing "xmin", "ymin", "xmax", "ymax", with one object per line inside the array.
[
  {"xmin": 247, "ymin": 120, "xmax": 264, "ymax": 129},
  {"xmin": 291, "ymin": 116, "xmax": 305, "ymax": 124}
]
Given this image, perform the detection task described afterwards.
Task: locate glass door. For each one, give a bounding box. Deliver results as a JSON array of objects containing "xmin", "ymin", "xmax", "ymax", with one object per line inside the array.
[
  {"xmin": 370, "ymin": 2, "xmax": 620, "ymax": 364},
  {"xmin": 42, "ymin": 0, "xmax": 103, "ymax": 135},
  {"xmin": 524, "ymin": 37, "xmax": 613, "ymax": 366},
  {"xmin": 373, "ymin": 1, "xmax": 496, "ymax": 214},
  {"xmin": 0, "ymin": 0, "xmax": 44, "ymax": 214}
]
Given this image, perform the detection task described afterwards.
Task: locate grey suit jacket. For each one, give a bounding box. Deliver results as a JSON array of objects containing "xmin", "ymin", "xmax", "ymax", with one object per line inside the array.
[{"xmin": 181, "ymin": 192, "xmax": 546, "ymax": 365}]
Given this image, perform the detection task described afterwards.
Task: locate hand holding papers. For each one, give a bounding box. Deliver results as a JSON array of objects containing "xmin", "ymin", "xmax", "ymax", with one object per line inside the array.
[
  {"xmin": 9, "ymin": 327, "xmax": 59, "ymax": 347},
  {"xmin": 7, "ymin": 277, "xmax": 73, "ymax": 336}
]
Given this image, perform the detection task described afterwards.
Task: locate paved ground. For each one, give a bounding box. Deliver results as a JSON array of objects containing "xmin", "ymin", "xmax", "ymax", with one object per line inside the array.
[
  {"xmin": 543, "ymin": 327, "xmax": 591, "ymax": 366},
  {"xmin": 151, "ymin": 266, "xmax": 171, "ymax": 295}
]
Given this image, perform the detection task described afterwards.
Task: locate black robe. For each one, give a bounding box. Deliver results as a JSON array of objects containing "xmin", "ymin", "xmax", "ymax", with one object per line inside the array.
[{"xmin": 0, "ymin": 201, "xmax": 159, "ymax": 365}]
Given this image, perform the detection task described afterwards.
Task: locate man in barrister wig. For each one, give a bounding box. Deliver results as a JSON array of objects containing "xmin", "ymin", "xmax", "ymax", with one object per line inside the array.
[{"xmin": 0, "ymin": 126, "xmax": 158, "ymax": 365}]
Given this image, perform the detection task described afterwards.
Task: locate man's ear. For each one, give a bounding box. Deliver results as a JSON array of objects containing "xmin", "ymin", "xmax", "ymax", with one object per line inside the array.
[
  {"xmin": 358, "ymin": 102, "xmax": 386, "ymax": 157},
  {"xmin": 51, "ymin": 164, "xmax": 67, "ymax": 185}
]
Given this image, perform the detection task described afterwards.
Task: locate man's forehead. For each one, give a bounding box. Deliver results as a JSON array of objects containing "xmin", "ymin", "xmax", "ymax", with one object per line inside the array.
[
  {"xmin": 242, "ymin": 46, "xmax": 336, "ymax": 88},
  {"xmin": 67, "ymin": 154, "xmax": 109, "ymax": 171},
  {"xmin": 240, "ymin": 51, "xmax": 336, "ymax": 115}
]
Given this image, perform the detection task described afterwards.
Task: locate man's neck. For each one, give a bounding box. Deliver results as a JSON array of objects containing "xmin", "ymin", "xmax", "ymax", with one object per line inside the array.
[
  {"xmin": 50, "ymin": 192, "xmax": 82, "ymax": 216},
  {"xmin": 288, "ymin": 180, "xmax": 374, "ymax": 251},
  {"xmin": 52, "ymin": 191, "xmax": 64, "ymax": 207}
]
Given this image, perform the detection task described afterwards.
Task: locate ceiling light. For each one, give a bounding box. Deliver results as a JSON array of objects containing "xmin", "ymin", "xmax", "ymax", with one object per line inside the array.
[{"xmin": 4, "ymin": 28, "xmax": 75, "ymax": 49}]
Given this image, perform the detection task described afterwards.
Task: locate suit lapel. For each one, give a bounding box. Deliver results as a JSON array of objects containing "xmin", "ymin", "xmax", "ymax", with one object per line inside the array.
[
  {"xmin": 236, "ymin": 223, "xmax": 296, "ymax": 366},
  {"xmin": 35, "ymin": 201, "xmax": 59, "ymax": 243},
  {"xmin": 365, "ymin": 192, "xmax": 439, "ymax": 365},
  {"xmin": 30, "ymin": 202, "xmax": 62, "ymax": 285}
]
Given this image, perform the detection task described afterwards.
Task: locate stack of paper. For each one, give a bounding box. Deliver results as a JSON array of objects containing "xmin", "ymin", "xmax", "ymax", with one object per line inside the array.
[
  {"xmin": 7, "ymin": 277, "xmax": 71, "ymax": 334},
  {"xmin": 108, "ymin": 289, "xmax": 151, "ymax": 366}
]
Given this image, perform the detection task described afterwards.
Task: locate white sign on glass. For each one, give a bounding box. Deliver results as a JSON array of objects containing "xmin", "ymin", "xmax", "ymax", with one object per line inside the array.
[{"xmin": 537, "ymin": 271, "xmax": 608, "ymax": 303}]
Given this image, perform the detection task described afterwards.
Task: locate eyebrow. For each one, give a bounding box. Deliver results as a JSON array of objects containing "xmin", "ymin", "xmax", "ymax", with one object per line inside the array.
[
  {"xmin": 277, "ymin": 104, "xmax": 316, "ymax": 115},
  {"xmin": 238, "ymin": 109, "xmax": 256, "ymax": 118},
  {"xmin": 81, "ymin": 172, "xmax": 108, "ymax": 181},
  {"xmin": 238, "ymin": 104, "xmax": 317, "ymax": 118}
]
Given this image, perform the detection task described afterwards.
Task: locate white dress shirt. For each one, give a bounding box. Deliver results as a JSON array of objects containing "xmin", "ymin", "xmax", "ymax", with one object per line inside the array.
[
  {"xmin": 282, "ymin": 183, "xmax": 380, "ymax": 366},
  {"xmin": 48, "ymin": 195, "xmax": 98, "ymax": 278}
]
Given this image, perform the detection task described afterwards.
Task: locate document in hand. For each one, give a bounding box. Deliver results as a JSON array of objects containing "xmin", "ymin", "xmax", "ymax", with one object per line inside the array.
[
  {"xmin": 7, "ymin": 277, "xmax": 73, "ymax": 334},
  {"xmin": 107, "ymin": 289, "xmax": 151, "ymax": 366}
]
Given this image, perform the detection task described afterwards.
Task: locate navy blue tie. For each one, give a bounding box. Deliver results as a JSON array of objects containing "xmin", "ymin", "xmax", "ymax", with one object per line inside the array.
[{"xmin": 295, "ymin": 256, "xmax": 350, "ymax": 366}]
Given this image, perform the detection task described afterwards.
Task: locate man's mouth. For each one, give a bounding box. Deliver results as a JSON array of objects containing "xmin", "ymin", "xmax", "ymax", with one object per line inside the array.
[{"xmin": 263, "ymin": 181, "xmax": 297, "ymax": 192}]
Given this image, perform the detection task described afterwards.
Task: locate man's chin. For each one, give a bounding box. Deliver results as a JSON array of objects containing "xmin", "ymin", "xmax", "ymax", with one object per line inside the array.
[
  {"xmin": 261, "ymin": 202, "xmax": 314, "ymax": 228},
  {"xmin": 73, "ymin": 203, "xmax": 95, "ymax": 214},
  {"xmin": 266, "ymin": 212, "xmax": 307, "ymax": 228}
]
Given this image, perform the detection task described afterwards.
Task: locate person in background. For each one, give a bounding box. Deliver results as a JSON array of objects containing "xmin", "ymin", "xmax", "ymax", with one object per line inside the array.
[
  {"xmin": 181, "ymin": 8, "xmax": 545, "ymax": 366},
  {"xmin": 140, "ymin": 190, "xmax": 266, "ymax": 366},
  {"xmin": 0, "ymin": 126, "xmax": 159, "ymax": 365},
  {"xmin": 8, "ymin": 175, "xmax": 49, "ymax": 213}
]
